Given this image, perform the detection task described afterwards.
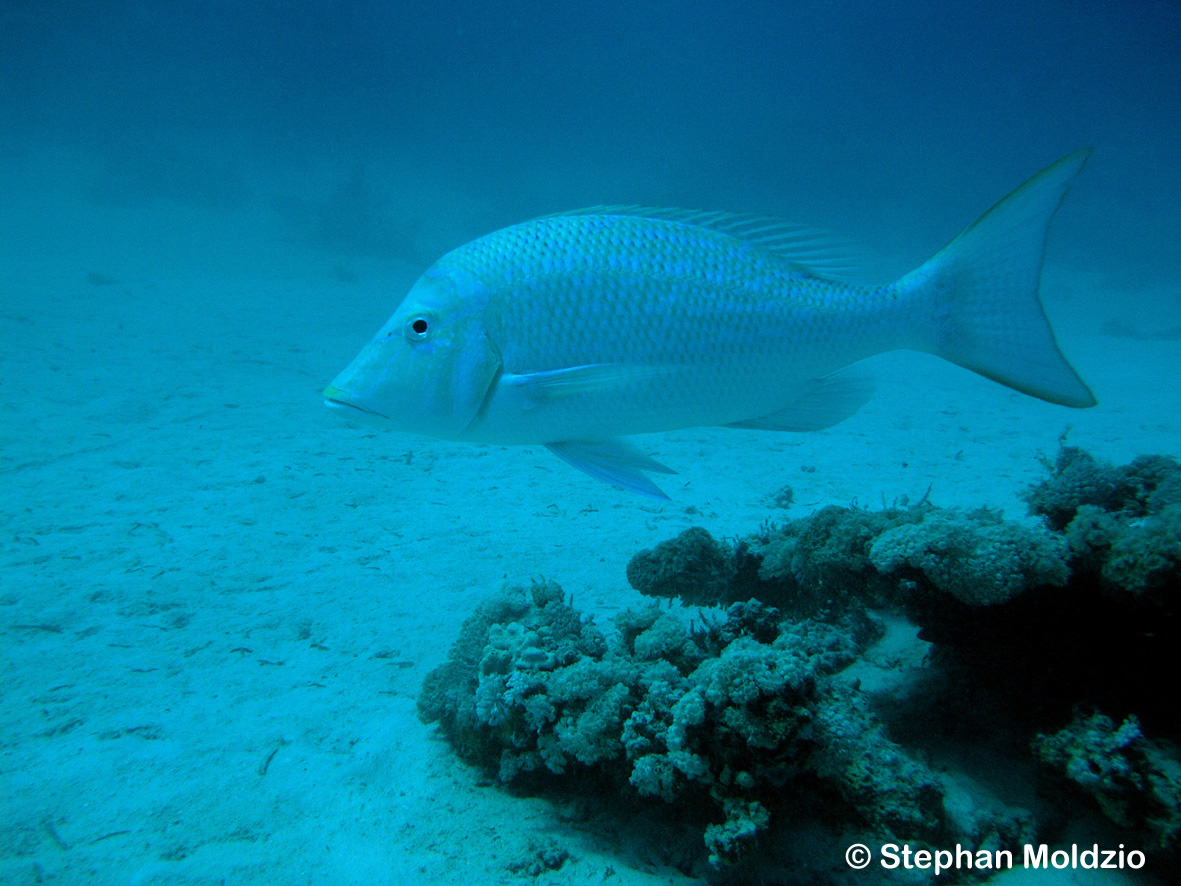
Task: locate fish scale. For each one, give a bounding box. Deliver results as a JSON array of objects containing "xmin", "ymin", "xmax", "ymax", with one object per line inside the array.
[
  {"xmin": 482, "ymin": 219, "xmax": 865, "ymax": 374},
  {"xmin": 325, "ymin": 151, "xmax": 1096, "ymax": 497}
]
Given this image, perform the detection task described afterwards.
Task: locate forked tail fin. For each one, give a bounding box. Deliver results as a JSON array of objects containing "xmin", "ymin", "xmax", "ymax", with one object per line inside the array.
[{"xmin": 898, "ymin": 149, "xmax": 1097, "ymax": 407}]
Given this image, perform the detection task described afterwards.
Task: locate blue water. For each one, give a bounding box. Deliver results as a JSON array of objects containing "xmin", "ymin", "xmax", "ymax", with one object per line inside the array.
[
  {"xmin": 6, "ymin": 1, "xmax": 1180, "ymax": 279},
  {"xmin": 2, "ymin": 2, "xmax": 1178, "ymax": 884}
]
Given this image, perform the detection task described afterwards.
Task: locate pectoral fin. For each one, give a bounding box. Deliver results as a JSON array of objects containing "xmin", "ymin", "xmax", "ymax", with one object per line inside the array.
[
  {"xmin": 545, "ymin": 439, "xmax": 676, "ymax": 499},
  {"xmin": 503, "ymin": 364, "xmax": 667, "ymax": 407}
]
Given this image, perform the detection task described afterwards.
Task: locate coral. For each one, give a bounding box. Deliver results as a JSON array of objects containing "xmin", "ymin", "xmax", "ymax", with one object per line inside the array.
[
  {"xmin": 626, "ymin": 507, "xmax": 922, "ymax": 620},
  {"xmin": 421, "ymin": 447, "xmax": 1181, "ymax": 875},
  {"xmin": 1037, "ymin": 446, "xmax": 1181, "ymax": 599},
  {"xmin": 703, "ymin": 799, "xmax": 770, "ymax": 868},
  {"xmin": 809, "ymin": 685, "xmax": 944, "ymax": 838},
  {"xmin": 626, "ymin": 527, "xmax": 737, "ymax": 605},
  {"xmin": 1022, "ymin": 447, "xmax": 1132, "ymax": 530},
  {"xmin": 757, "ymin": 505, "xmax": 919, "ymax": 600},
  {"xmin": 1034, "ymin": 711, "xmax": 1181, "ymax": 849},
  {"xmin": 629, "ymin": 610, "xmax": 706, "ymax": 674},
  {"xmin": 1023, "ymin": 446, "xmax": 1181, "ymax": 530},
  {"xmin": 869, "ymin": 508, "xmax": 1069, "ymax": 606},
  {"xmin": 1066, "ymin": 503, "xmax": 1181, "ymax": 596},
  {"xmin": 416, "ymin": 579, "xmax": 608, "ymax": 766},
  {"xmin": 1101, "ymin": 505, "xmax": 1181, "ymax": 594},
  {"xmin": 698, "ymin": 599, "xmax": 784, "ymax": 649},
  {"xmin": 742, "ymin": 505, "xmax": 926, "ymax": 621},
  {"xmin": 420, "ymin": 587, "xmax": 951, "ymax": 869}
]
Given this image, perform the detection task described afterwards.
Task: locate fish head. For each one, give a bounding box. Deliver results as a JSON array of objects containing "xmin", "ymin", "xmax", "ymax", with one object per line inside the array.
[{"xmin": 324, "ymin": 266, "xmax": 501, "ymax": 439}]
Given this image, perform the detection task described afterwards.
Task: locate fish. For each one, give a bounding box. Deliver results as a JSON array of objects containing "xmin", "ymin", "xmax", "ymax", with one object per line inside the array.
[{"xmin": 325, "ymin": 150, "xmax": 1095, "ymax": 498}]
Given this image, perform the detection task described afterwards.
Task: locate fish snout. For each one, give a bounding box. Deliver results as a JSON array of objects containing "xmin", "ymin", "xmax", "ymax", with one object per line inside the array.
[{"xmin": 323, "ymin": 384, "xmax": 388, "ymax": 423}]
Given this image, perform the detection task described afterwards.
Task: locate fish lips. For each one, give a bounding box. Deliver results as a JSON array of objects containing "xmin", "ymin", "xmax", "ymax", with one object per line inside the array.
[{"xmin": 323, "ymin": 385, "xmax": 391, "ymax": 426}]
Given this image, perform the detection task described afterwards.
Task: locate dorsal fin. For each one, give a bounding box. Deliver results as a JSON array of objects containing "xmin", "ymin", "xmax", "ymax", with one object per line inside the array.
[{"xmin": 534, "ymin": 205, "xmax": 864, "ymax": 281}]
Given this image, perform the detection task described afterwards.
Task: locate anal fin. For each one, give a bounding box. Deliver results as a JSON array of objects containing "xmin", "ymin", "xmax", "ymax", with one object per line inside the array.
[{"xmin": 725, "ymin": 373, "xmax": 874, "ymax": 431}]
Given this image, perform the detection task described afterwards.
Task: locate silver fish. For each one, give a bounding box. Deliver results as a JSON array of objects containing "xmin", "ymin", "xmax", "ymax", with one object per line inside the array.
[{"xmin": 325, "ymin": 151, "xmax": 1095, "ymax": 497}]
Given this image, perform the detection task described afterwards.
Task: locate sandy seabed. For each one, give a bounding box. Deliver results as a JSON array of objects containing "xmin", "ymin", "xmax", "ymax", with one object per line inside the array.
[{"xmin": 2, "ymin": 150, "xmax": 1177, "ymax": 886}]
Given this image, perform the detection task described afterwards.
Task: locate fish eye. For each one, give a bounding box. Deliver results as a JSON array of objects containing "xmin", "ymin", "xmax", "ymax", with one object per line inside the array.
[{"xmin": 404, "ymin": 314, "xmax": 432, "ymax": 342}]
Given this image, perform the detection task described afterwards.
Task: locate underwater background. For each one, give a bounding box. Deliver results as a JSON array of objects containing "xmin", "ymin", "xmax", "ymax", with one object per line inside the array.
[{"xmin": 2, "ymin": 2, "xmax": 1179, "ymax": 884}]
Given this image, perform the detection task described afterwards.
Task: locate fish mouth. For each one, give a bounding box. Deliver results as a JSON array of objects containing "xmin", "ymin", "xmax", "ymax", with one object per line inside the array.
[{"xmin": 323, "ymin": 385, "xmax": 387, "ymax": 419}]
